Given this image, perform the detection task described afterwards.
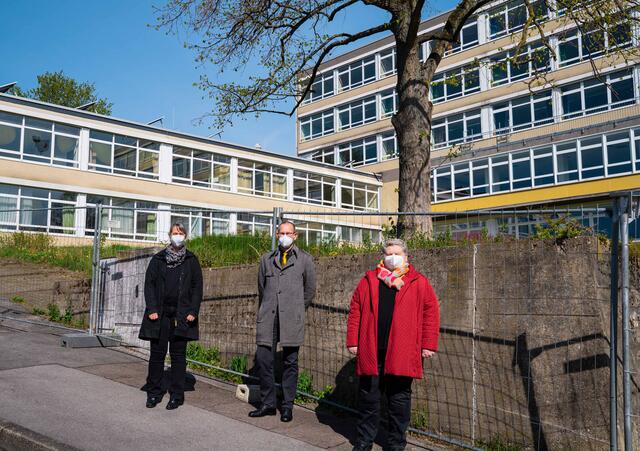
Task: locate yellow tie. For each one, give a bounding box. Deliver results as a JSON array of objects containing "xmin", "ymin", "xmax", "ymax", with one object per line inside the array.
[{"xmin": 282, "ymin": 251, "xmax": 288, "ymax": 266}]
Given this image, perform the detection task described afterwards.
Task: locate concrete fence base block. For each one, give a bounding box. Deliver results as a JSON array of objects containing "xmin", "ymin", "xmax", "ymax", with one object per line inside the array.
[
  {"xmin": 60, "ymin": 333, "xmax": 121, "ymax": 348},
  {"xmin": 236, "ymin": 384, "xmax": 261, "ymax": 403}
]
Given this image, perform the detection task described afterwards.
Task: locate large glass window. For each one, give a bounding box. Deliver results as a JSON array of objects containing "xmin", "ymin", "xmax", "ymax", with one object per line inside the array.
[
  {"xmin": 237, "ymin": 159, "xmax": 288, "ymax": 198},
  {"xmin": 493, "ymin": 91, "xmax": 553, "ymax": 134},
  {"xmin": 338, "ymin": 56, "xmax": 376, "ymax": 92},
  {"xmin": 431, "ymin": 64, "xmax": 480, "ymax": 103},
  {"xmin": 170, "ymin": 206, "xmax": 230, "ymax": 237},
  {"xmin": 171, "ymin": 147, "xmax": 231, "ymax": 190},
  {"xmin": 337, "ymin": 96, "xmax": 377, "ymax": 131},
  {"xmin": 556, "ymin": 142, "xmax": 578, "ymax": 182},
  {"xmin": 490, "ymin": 42, "xmax": 550, "ymax": 87},
  {"xmin": 380, "ymin": 89, "xmax": 398, "ymax": 118},
  {"xmin": 293, "ymin": 171, "xmax": 336, "ymax": 206},
  {"xmin": 489, "ymin": 0, "xmax": 548, "ymax": 40},
  {"xmin": 606, "ymin": 132, "xmax": 632, "ymax": 175},
  {"xmin": 561, "ymin": 70, "xmax": 635, "ymax": 119},
  {"xmin": 236, "ymin": 213, "xmax": 272, "ymax": 235},
  {"xmin": 380, "ymin": 48, "xmax": 396, "ymax": 77},
  {"xmin": 299, "ymin": 109, "xmax": 334, "ymax": 140},
  {"xmin": 558, "ymin": 21, "xmax": 632, "ymax": 67},
  {"xmin": 89, "ymin": 131, "xmax": 160, "ymax": 179},
  {"xmin": 295, "ymin": 221, "xmax": 338, "ymax": 244},
  {"xmin": 85, "ymin": 196, "xmax": 157, "ymax": 241},
  {"xmin": 579, "ymin": 136, "xmax": 604, "ymax": 179},
  {"xmin": 432, "ymin": 109, "xmax": 482, "ymax": 149},
  {"xmin": 533, "ymin": 146, "xmax": 554, "ymax": 186},
  {"xmin": 302, "ymin": 71, "xmax": 335, "ymax": 104},
  {"xmin": 338, "ymin": 136, "xmax": 378, "ymax": 167},
  {"xmin": 0, "ymin": 113, "xmax": 80, "ymax": 167},
  {"xmin": 341, "ymin": 181, "xmax": 378, "ymax": 211},
  {"xmin": 445, "ymin": 19, "xmax": 479, "ymax": 55},
  {"xmin": 381, "ymin": 132, "xmax": 398, "ymax": 160},
  {"xmin": 305, "ymin": 147, "xmax": 335, "ymax": 165},
  {"xmin": 0, "ymin": 184, "xmax": 77, "ymax": 233}
]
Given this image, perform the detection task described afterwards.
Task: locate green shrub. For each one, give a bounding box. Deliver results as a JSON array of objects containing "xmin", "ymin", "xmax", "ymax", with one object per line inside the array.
[
  {"xmin": 62, "ymin": 307, "xmax": 73, "ymax": 325},
  {"xmin": 47, "ymin": 303, "xmax": 61, "ymax": 322},
  {"xmin": 32, "ymin": 307, "xmax": 46, "ymax": 315},
  {"xmin": 410, "ymin": 409, "xmax": 429, "ymax": 430},
  {"xmin": 10, "ymin": 295, "xmax": 24, "ymax": 304},
  {"xmin": 476, "ymin": 436, "xmax": 524, "ymax": 451}
]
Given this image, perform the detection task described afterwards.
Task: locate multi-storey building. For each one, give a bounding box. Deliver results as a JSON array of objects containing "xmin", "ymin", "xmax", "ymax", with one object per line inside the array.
[
  {"xmin": 296, "ymin": 1, "xmax": 640, "ymax": 237},
  {"xmin": 0, "ymin": 94, "xmax": 383, "ymax": 244}
]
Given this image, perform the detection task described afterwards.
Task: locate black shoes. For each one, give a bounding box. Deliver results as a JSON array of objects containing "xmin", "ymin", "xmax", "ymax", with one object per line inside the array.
[
  {"xmin": 352, "ymin": 444, "xmax": 373, "ymax": 451},
  {"xmin": 248, "ymin": 405, "xmax": 277, "ymax": 418},
  {"xmin": 280, "ymin": 407, "xmax": 293, "ymax": 422},
  {"xmin": 146, "ymin": 396, "xmax": 162, "ymax": 408},
  {"xmin": 166, "ymin": 398, "xmax": 184, "ymax": 410}
]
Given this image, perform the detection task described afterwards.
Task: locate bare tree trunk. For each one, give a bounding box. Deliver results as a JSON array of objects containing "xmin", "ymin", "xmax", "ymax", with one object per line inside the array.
[{"xmin": 391, "ymin": 0, "xmax": 433, "ymax": 238}]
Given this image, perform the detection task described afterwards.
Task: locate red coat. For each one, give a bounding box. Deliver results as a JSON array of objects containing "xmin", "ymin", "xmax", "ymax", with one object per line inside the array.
[{"xmin": 346, "ymin": 265, "xmax": 440, "ymax": 379}]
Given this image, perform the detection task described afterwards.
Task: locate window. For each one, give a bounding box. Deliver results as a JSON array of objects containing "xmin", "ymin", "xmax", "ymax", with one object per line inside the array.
[
  {"xmin": 299, "ymin": 109, "xmax": 334, "ymax": 140},
  {"xmin": 606, "ymin": 132, "xmax": 632, "ymax": 175},
  {"xmin": 493, "ymin": 91, "xmax": 553, "ymax": 134},
  {"xmin": 579, "ymin": 136, "xmax": 604, "ymax": 179},
  {"xmin": 338, "ymin": 136, "xmax": 378, "ymax": 167},
  {"xmin": 489, "ymin": 0, "xmax": 548, "ymax": 40},
  {"xmin": 85, "ymin": 196, "xmax": 158, "ymax": 241},
  {"xmin": 431, "ymin": 64, "xmax": 480, "ymax": 103},
  {"xmin": 306, "ymin": 147, "xmax": 335, "ymax": 165},
  {"xmin": 236, "ymin": 213, "xmax": 272, "ymax": 235},
  {"xmin": 0, "ymin": 184, "xmax": 77, "ymax": 233},
  {"xmin": 381, "ymin": 132, "xmax": 398, "ymax": 160},
  {"xmin": 490, "ymin": 42, "xmax": 550, "ymax": 86},
  {"xmin": 338, "ymin": 56, "xmax": 376, "ymax": 91},
  {"xmin": 453, "ymin": 162, "xmax": 471, "ymax": 198},
  {"xmin": 302, "ymin": 72, "xmax": 335, "ymax": 104},
  {"xmin": 171, "ymin": 147, "xmax": 231, "ymax": 190},
  {"xmin": 293, "ymin": 171, "xmax": 336, "ymax": 206},
  {"xmin": 558, "ymin": 21, "xmax": 632, "ymax": 67},
  {"xmin": 170, "ymin": 206, "xmax": 230, "ymax": 237},
  {"xmin": 434, "ymin": 167, "xmax": 452, "ymax": 201},
  {"xmin": 380, "ymin": 89, "xmax": 398, "ymax": 118},
  {"xmin": 0, "ymin": 112, "xmax": 80, "ymax": 167},
  {"xmin": 533, "ymin": 146, "xmax": 554, "ymax": 186},
  {"xmin": 634, "ymin": 128, "xmax": 640, "ymax": 172},
  {"xmin": 295, "ymin": 221, "xmax": 338, "ymax": 244},
  {"xmin": 341, "ymin": 226, "xmax": 382, "ymax": 244},
  {"xmin": 337, "ymin": 96, "xmax": 377, "ymax": 131},
  {"xmin": 380, "ymin": 48, "xmax": 396, "ymax": 77},
  {"xmin": 511, "ymin": 151, "xmax": 532, "ymax": 189},
  {"xmin": 561, "ymin": 70, "xmax": 635, "ymax": 119},
  {"xmin": 445, "ymin": 19, "xmax": 479, "ymax": 55},
  {"xmin": 341, "ymin": 181, "xmax": 378, "ymax": 211},
  {"xmin": 472, "ymin": 159, "xmax": 489, "ymax": 195},
  {"xmin": 237, "ymin": 159, "xmax": 288, "ymax": 198},
  {"xmin": 89, "ymin": 131, "xmax": 160, "ymax": 179},
  {"xmin": 432, "ymin": 109, "xmax": 482, "ymax": 149},
  {"xmin": 491, "ymin": 155, "xmax": 510, "ymax": 192},
  {"xmin": 555, "ymin": 142, "xmax": 578, "ymax": 182}
]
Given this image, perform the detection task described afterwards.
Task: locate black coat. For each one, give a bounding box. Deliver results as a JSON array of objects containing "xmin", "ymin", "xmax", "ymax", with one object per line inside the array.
[{"xmin": 138, "ymin": 249, "xmax": 203, "ymax": 341}]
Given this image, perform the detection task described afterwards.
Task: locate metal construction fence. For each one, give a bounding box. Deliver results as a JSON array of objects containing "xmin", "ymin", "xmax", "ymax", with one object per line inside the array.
[{"xmin": 0, "ymin": 194, "xmax": 639, "ymax": 450}]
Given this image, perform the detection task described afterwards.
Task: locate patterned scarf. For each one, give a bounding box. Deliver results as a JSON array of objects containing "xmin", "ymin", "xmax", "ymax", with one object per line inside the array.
[
  {"xmin": 165, "ymin": 245, "xmax": 186, "ymax": 268},
  {"xmin": 376, "ymin": 260, "xmax": 410, "ymax": 290}
]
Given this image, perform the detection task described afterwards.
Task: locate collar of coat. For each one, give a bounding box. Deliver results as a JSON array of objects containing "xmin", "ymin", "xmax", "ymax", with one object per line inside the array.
[{"xmin": 270, "ymin": 244, "xmax": 299, "ymax": 259}]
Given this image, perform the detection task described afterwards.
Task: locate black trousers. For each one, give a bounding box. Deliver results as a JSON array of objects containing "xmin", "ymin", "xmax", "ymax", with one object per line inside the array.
[
  {"xmin": 255, "ymin": 311, "xmax": 299, "ymax": 409},
  {"xmin": 356, "ymin": 350, "xmax": 413, "ymax": 449},
  {"xmin": 146, "ymin": 313, "xmax": 188, "ymax": 401}
]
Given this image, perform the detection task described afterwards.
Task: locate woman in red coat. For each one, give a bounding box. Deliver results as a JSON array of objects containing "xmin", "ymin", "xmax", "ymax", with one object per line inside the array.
[{"xmin": 346, "ymin": 238, "xmax": 440, "ymax": 451}]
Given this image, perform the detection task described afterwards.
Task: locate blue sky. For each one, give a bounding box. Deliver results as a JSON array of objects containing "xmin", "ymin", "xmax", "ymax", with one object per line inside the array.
[{"xmin": 1, "ymin": 0, "xmax": 457, "ymax": 156}]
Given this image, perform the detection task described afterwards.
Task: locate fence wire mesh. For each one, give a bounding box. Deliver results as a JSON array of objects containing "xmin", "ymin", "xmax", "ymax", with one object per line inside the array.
[{"xmin": 0, "ymin": 197, "xmax": 638, "ymax": 450}]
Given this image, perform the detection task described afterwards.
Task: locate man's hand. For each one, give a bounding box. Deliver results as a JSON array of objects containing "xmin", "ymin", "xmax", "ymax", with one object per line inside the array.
[
  {"xmin": 186, "ymin": 314, "xmax": 196, "ymax": 322},
  {"xmin": 148, "ymin": 313, "xmax": 159, "ymax": 320},
  {"xmin": 347, "ymin": 346, "xmax": 358, "ymax": 355},
  {"xmin": 422, "ymin": 349, "xmax": 436, "ymax": 358}
]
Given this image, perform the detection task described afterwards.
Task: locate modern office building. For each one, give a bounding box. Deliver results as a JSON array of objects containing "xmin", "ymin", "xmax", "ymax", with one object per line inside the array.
[
  {"xmin": 0, "ymin": 94, "xmax": 383, "ymax": 244},
  {"xmin": 295, "ymin": 0, "xmax": 640, "ymax": 236}
]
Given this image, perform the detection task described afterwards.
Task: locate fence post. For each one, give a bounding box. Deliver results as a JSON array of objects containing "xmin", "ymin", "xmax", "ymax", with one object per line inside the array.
[
  {"xmin": 620, "ymin": 194, "xmax": 631, "ymax": 451},
  {"xmin": 88, "ymin": 202, "xmax": 103, "ymax": 336},
  {"xmin": 609, "ymin": 198, "xmax": 620, "ymax": 451},
  {"xmin": 271, "ymin": 207, "xmax": 283, "ymax": 251}
]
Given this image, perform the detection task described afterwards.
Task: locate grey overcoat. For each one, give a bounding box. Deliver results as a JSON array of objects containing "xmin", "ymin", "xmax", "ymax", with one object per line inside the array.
[{"xmin": 256, "ymin": 244, "xmax": 316, "ymax": 347}]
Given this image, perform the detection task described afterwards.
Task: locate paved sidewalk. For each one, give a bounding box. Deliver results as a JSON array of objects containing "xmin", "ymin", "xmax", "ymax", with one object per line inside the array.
[{"xmin": 0, "ymin": 300, "xmax": 451, "ymax": 451}]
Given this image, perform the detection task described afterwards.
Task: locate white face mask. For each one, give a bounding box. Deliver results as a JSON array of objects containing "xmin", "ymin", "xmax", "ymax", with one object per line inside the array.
[
  {"xmin": 278, "ymin": 235, "xmax": 294, "ymax": 249},
  {"xmin": 170, "ymin": 234, "xmax": 185, "ymax": 247},
  {"xmin": 384, "ymin": 254, "xmax": 404, "ymax": 270}
]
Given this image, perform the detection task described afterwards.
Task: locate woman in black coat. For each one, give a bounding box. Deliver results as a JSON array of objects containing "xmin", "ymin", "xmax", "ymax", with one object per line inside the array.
[{"xmin": 138, "ymin": 222, "xmax": 203, "ymax": 410}]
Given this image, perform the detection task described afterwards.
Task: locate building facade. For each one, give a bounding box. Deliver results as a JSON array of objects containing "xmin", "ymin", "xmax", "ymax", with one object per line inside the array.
[
  {"xmin": 295, "ymin": 0, "xmax": 640, "ymax": 237},
  {"xmin": 0, "ymin": 94, "xmax": 383, "ymax": 245}
]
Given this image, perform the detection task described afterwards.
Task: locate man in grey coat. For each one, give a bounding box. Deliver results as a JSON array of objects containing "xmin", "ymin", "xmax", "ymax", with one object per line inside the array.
[{"xmin": 249, "ymin": 220, "xmax": 316, "ymax": 422}]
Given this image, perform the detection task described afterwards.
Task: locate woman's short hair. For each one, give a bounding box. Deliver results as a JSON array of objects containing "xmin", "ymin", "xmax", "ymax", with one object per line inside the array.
[
  {"xmin": 169, "ymin": 222, "xmax": 188, "ymax": 237},
  {"xmin": 381, "ymin": 238, "xmax": 408, "ymax": 255}
]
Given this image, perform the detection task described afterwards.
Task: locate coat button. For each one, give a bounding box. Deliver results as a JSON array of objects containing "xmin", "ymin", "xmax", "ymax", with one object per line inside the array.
[
  {"xmin": 278, "ymin": 290, "xmax": 282, "ymax": 294},
  {"xmin": 272, "ymin": 310, "xmax": 275, "ymax": 314}
]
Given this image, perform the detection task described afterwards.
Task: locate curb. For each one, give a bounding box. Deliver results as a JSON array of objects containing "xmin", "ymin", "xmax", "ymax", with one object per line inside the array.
[{"xmin": 0, "ymin": 419, "xmax": 82, "ymax": 451}]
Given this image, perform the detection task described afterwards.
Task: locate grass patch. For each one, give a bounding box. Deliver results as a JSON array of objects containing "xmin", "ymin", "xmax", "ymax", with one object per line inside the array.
[
  {"xmin": 28, "ymin": 303, "xmax": 86, "ymax": 329},
  {"xmin": 186, "ymin": 342, "xmax": 248, "ymax": 384},
  {"xmin": 10, "ymin": 295, "xmax": 24, "ymax": 304},
  {"xmin": 476, "ymin": 436, "xmax": 525, "ymax": 451}
]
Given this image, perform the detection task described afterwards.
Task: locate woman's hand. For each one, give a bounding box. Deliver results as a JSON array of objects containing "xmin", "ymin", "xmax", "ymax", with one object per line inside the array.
[
  {"xmin": 148, "ymin": 313, "xmax": 159, "ymax": 320},
  {"xmin": 186, "ymin": 314, "xmax": 196, "ymax": 322},
  {"xmin": 422, "ymin": 349, "xmax": 436, "ymax": 358},
  {"xmin": 347, "ymin": 346, "xmax": 358, "ymax": 355}
]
